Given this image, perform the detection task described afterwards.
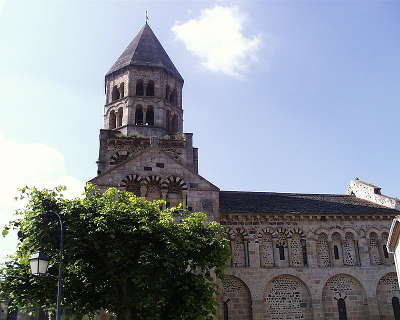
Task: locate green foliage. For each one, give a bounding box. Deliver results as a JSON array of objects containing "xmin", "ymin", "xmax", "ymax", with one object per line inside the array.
[{"xmin": 0, "ymin": 185, "xmax": 230, "ymax": 320}]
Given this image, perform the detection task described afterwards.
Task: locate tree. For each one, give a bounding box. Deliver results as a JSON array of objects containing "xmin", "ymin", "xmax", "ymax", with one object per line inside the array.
[{"xmin": 0, "ymin": 185, "xmax": 230, "ymax": 320}]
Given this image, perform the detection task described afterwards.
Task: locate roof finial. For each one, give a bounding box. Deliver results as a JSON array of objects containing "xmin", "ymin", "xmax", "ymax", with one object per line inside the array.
[{"xmin": 146, "ymin": 10, "xmax": 149, "ymax": 24}]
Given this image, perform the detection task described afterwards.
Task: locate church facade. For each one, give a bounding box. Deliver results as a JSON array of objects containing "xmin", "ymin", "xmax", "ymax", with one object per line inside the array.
[{"xmin": 89, "ymin": 23, "xmax": 400, "ymax": 320}]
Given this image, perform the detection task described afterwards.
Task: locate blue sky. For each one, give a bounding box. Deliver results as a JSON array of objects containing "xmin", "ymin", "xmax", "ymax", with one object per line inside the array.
[{"xmin": 0, "ymin": 0, "xmax": 399, "ymax": 257}]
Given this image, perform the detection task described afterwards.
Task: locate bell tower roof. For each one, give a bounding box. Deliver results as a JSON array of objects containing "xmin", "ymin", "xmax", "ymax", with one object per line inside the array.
[{"xmin": 107, "ymin": 23, "xmax": 183, "ymax": 82}]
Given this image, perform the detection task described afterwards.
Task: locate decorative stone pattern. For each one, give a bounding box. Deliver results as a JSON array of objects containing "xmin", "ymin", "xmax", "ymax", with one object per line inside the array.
[
  {"xmin": 222, "ymin": 276, "xmax": 252, "ymax": 320},
  {"xmin": 231, "ymin": 233, "xmax": 246, "ymax": 268},
  {"xmin": 259, "ymin": 232, "xmax": 274, "ymax": 268},
  {"xmin": 343, "ymin": 233, "xmax": 356, "ymax": 266},
  {"xmin": 289, "ymin": 232, "xmax": 304, "ymax": 268},
  {"xmin": 264, "ymin": 275, "xmax": 312, "ymax": 320},
  {"xmin": 369, "ymin": 232, "xmax": 382, "ymax": 265},
  {"xmin": 317, "ymin": 233, "xmax": 331, "ymax": 268},
  {"xmin": 322, "ymin": 274, "xmax": 368, "ymax": 320},
  {"xmin": 377, "ymin": 273, "xmax": 400, "ymax": 320}
]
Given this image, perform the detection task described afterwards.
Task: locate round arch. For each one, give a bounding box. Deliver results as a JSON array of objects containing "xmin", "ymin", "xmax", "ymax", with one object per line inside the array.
[
  {"xmin": 376, "ymin": 272, "xmax": 400, "ymax": 319},
  {"xmin": 221, "ymin": 275, "xmax": 252, "ymax": 320},
  {"xmin": 264, "ymin": 274, "xmax": 313, "ymax": 320},
  {"xmin": 322, "ymin": 273, "xmax": 368, "ymax": 320}
]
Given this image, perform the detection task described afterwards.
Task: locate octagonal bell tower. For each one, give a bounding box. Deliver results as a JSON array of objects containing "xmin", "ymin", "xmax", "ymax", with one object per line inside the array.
[{"xmin": 104, "ymin": 22, "xmax": 184, "ymax": 137}]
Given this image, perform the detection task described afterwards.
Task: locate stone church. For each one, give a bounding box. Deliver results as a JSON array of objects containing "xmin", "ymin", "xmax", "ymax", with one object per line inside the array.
[{"xmin": 89, "ymin": 23, "xmax": 400, "ymax": 320}]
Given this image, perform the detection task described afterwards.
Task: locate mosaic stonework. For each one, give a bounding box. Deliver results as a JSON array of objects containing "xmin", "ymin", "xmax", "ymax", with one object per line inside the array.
[{"xmin": 264, "ymin": 275, "xmax": 312, "ymax": 320}]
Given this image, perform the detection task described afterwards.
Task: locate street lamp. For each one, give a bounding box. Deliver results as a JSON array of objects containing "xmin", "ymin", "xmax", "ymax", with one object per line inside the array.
[
  {"xmin": 29, "ymin": 210, "xmax": 64, "ymax": 320},
  {"xmin": 29, "ymin": 251, "xmax": 50, "ymax": 276}
]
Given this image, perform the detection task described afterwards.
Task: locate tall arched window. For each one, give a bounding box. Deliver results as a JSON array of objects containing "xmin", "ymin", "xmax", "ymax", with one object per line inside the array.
[
  {"xmin": 109, "ymin": 110, "xmax": 116, "ymax": 129},
  {"xmin": 334, "ymin": 245, "xmax": 340, "ymax": 260},
  {"xmin": 136, "ymin": 80, "xmax": 144, "ymax": 96},
  {"xmin": 171, "ymin": 114, "xmax": 178, "ymax": 134},
  {"xmin": 146, "ymin": 80, "xmax": 154, "ymax": 96},
  {"xmin": 332, "ymin": 232, "xmax": 343, "ymax": 265},
  {"xmin": 278, "ymin": 246, "xmax": 285, "ymax": 260},
  {"xmin": 119, "ymin": 82, "xmax": 125, "ymax": 98},
  {"xmin": 165, "ymin": 85, "xmax": 170, "ymax": 99},
  {"xmin": 393, "ymin": 297, "xmax": 400, "ymax": 320},
  {"xmin": 146, "ymin": 106, "xmax": 154, "ymax": 126},
  {"xmin": 223, "ymin": 299, "xmax": 229, "ymax": 320},
  {"xmin": 337, "ymin": 298, "xmax": 348, "ymax": 320},
  {"xmin": 135, "ymin": 106, "xmax": 143, "ymax": 125},
  {"xmin": 111, "ymin": 85, "xmax": 120, "ymax": 101},
  {"xmin": 117, "ymin": 107, "xmax": 123, "ymax": 127}
]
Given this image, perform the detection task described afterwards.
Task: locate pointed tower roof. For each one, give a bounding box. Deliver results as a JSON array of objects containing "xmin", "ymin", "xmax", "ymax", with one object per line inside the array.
[{"xmin": 107, "ymin": 23, "xmax": 183, "ymax": 82}]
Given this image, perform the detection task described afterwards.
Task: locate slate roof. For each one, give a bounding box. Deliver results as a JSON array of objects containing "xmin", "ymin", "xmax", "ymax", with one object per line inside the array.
[
  {"xmin": 219, "ymin": 191, "xmax": 399, "ymax": 215},
  {"xmin": 107, "ymin": 23, "xmax": 183, "ymax": 81}
]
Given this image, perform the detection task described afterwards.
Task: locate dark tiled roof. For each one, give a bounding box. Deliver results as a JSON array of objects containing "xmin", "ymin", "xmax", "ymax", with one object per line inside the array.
[
  {"xmin": 107, "ymin": 24, "xmax": 183, "ymax": 81},
  {"xmin": 219, "ymin": 191, "xmax": 398, "ymax": 215}
]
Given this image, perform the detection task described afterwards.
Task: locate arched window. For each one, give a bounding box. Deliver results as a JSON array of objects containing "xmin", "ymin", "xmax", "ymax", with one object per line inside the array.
[
  {"xmin": 165, "ymin": 85, "xmax": 170, "ymax": 99},
  {"xmin": 111, "ymin": 85, "xmax": 120, "ymax": 101},
  {"xmin": 166, "ymin": 110, "xmax": 171, "ymax": 132},
  {"xmin": 393, "ymin": 297, "xmax": 400, "ymax": 320},
  {"xmin": 146, "ymin": 106, "xmax": 154, "ymax": 126},
  {"xmin": 223, "ymin": 299, "xmax": 229, "ymax": 320},
  {"xmin": 136, "ymin": 80, "xmax": 144, "ymax": 96},
  {"xmin": 117, "ymin": 107, "xmax": 123, "ymax": 127},
  {"xmin": 135, "ymin": 106, "xmax": 143, "ymax": 125},
  {"xmin": 337, "ymin": 298, "xmax": 348, "ymax": 320},
  {"xmin": 334, "ymin": 245, "xmax": 340, "ymax": 260},
  {"xmin": 119, "ymin": 82, "xmax": 125, "ymax": 98},
  {"xmin": 332, "ymin": 232, "xmax": 342, "ymax": 264},
  {"xmin": 109, "ymin": 110, "xmax": 116, "ymax": 129},
  {"xmin": 278, "ymin": 246, "xmax": 285, "ymax": 260},
  {"xmin": 171, "ymin": 114, "xmax": 178, "ymax": 134},
  {"xmin": 146, "ymin": 80, "xmax": 155, "ymax": 96}
]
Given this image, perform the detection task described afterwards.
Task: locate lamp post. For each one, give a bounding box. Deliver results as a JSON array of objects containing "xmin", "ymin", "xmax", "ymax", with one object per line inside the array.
[{"xmin": 29, "ymin": 210, "xmax": 64, "ymax": 320}]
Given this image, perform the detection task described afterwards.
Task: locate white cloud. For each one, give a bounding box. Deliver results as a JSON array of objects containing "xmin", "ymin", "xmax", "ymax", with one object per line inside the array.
[
  {"xmin": 0, "ymin": 133, "xmax": 83, "ymax": 261},
  {"xmin": 172, "ymin": 5, "xmax": 261, "ymax": 78}
]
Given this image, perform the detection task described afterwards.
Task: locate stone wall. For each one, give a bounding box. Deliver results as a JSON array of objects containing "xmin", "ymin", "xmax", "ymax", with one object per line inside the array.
[{"xmin": 220, "ymin": 215, "xmax": 398, "ymax": 320}]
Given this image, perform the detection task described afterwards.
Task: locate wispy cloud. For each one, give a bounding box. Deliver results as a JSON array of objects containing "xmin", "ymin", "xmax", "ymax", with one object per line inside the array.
[
  {"xmin": 0, "ymin": 0, "xmax": 6, "ymax": 12},
  {"xmin": 172, "ymin": 5, "xmax": 260, "ymax": 78},
  {"xmin": 0, "ymin": 133, "xmax": 83, "ymax": 260}
]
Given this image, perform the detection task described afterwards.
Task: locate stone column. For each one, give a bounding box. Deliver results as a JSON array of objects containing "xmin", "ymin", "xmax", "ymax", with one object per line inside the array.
[
  {"xmin": 358, "ymin": 237, "xmax": 370, "ymax": 266},
  {"xmin": 311, "ymin": 297, "xmax": 324, "ymax": 320},
  {"xmin": 307, "ymin": 238, "xmax": 317, "ymax": 267},
  {"xmin": 367, "ymin": 296, "xmax": 379, "ymax": 320},
  {"xmin": 252, "ymin": 299, "xmax": 265, "ymax": 320}
]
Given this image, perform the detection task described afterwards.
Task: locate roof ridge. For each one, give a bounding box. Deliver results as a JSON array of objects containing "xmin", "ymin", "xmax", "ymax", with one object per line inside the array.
[{"xmin": 220, "ymin": 190, "xmax": 349, "ymax": 197}]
